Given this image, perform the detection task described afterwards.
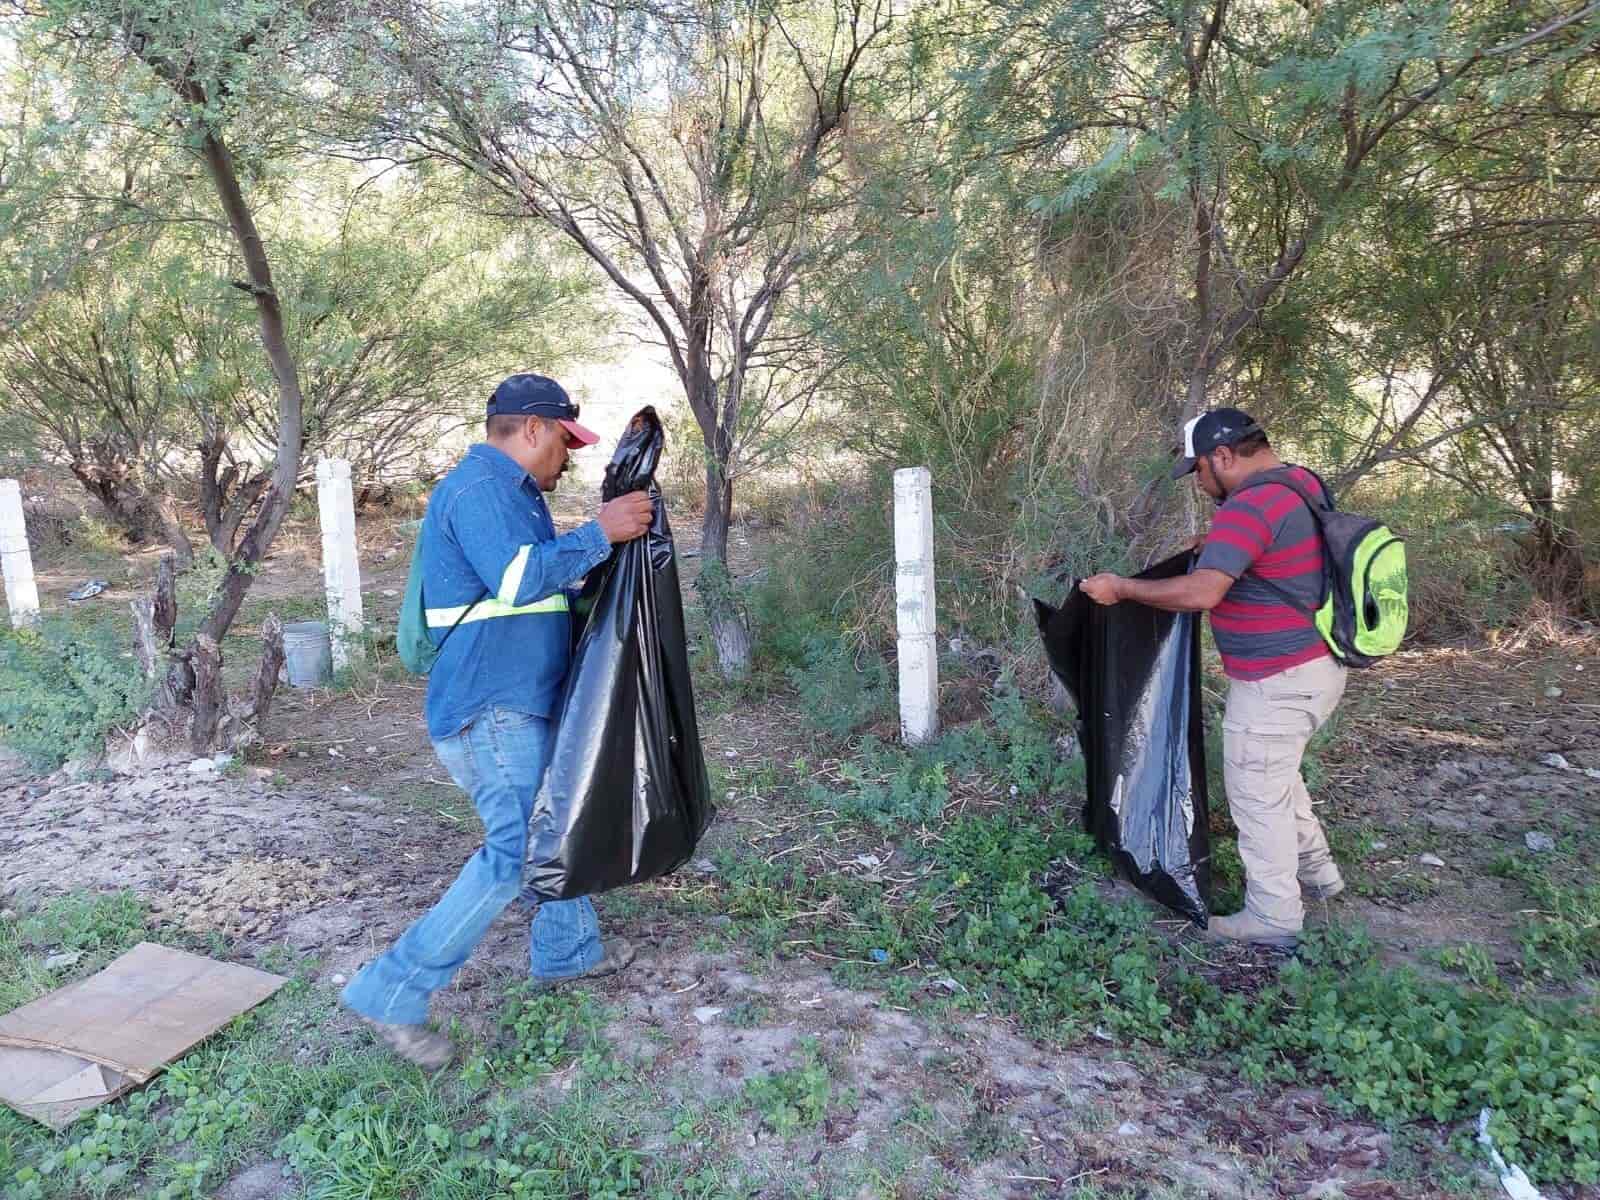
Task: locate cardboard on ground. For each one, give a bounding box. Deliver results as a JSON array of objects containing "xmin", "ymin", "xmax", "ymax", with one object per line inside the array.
[{"xmin": 0, "ymin": 942, "xmax": 286, "ymax": 1129}]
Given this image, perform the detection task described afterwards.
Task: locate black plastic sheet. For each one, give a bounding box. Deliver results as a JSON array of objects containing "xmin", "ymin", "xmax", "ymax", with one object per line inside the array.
[
  {"xmin": 1034, "ymin": 551, "xmax": 1212, "ymax": 925},
  {"xmin": 524, "ymin": 407, "xmax": 715, "ymax": 900}
]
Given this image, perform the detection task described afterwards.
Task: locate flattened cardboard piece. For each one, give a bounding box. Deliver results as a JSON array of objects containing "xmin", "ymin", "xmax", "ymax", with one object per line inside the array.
[{"xmin": 0, "ymin": 942, "xmax": 285, "ymax": 1129}]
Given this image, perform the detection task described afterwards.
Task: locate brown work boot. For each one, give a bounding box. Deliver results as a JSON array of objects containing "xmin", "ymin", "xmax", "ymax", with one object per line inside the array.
[
  {"xmin": 1202, "ymin": 911, "xmax": 1299, "ymax": 950},
  {"xmin": 528, "ymin": 938, "xmax": 637, "ymax": 990},
  {"xmin": 1301, "ymin": 874, "xmax": 1345, "ymax": 902},
  {"xmin": 359, "ymin": 1018, "xmax": 455, "ymax": 1071}
]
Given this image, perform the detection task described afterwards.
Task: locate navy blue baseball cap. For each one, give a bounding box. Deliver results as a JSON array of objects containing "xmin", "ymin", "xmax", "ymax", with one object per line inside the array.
[
  {"xmin": 1171, "ymin": 408, "xmax": 1265, "ymax": 479},
  {"xmin": 487, "ymin": 374, "xmax": 600, "ymax": 446}
]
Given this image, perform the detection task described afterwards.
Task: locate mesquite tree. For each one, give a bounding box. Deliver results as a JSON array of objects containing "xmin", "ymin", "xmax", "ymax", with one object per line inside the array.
[
  {"xmin": 962, "ymin": 0, "xmax": 1600, "ymax": 420},
  {"xmin": 353, "ymin": 0, "xmax": 891, "ymax": 676},
  {"xmin": 33, "ymin": 0, "xmax": 314, "ymax": 749}
]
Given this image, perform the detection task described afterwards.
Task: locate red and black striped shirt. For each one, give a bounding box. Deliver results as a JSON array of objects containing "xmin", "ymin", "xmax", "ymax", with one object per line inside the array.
[{"xmin": 1195, "ymin": 466, "xmax": 1330, "ymax": 681}]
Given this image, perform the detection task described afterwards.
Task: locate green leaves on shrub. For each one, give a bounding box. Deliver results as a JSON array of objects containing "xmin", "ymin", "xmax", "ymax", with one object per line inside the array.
[
  {"xmin": 0, "ymin": 619, "xmax": 150, "ymax": 769},
  {"xmin": 786, "ymin": 632, "xmax": 891, "ymax": 738}
]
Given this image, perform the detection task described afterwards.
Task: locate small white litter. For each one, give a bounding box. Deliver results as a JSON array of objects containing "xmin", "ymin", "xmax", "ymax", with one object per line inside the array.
[{"xmin": 1477, "ymin": 1109, "xmax": 1546, "ymax": 1200}]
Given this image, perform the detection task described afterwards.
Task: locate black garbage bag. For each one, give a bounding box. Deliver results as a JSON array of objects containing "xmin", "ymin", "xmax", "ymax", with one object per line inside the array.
[
  {"xmin": 1033, "ymin": 550, "xmax": 1212, "ymax": 925},
  {"xmin": 524, "ymin": 406, "xmax": 715, "ymax": 900}
]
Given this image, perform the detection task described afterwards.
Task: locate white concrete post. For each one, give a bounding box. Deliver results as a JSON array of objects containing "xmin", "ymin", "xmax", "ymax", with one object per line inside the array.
[
  {"xmin": 0, "ymin": 480, "xmax": 41, "ymax": 629},
  {"xmin": 316, "ymin": 458, "xmax": 365, "ymax": 670},
  {"xmin": 893, "ymin": 467, "xmax": 938, "ymax": 745}
]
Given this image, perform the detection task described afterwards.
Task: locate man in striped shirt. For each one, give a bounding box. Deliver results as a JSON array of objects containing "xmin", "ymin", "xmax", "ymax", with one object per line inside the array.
[{"xmin": 1080, "ymin": 409, "xmax": 1347, "ymax": 948}]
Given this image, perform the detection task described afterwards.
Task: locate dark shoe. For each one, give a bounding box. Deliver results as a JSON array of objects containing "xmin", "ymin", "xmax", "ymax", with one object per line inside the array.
[
  {"xmin": 359, "ymin": 1017, "xmax": 455, "ymax": 1071},
  {"xmin": 1202, "ymin": 911, "xmax": 1299, "ymax": 950},
  {"xmin": 528, "ymin": 938, "xmax": 637, "ymax": 990},
  {"xmin": 1301, "ymin": 876, "xmax": 1345, "ymax": 901}
]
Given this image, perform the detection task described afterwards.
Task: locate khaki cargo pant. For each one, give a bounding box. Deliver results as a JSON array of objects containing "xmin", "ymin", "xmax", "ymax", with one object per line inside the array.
[{"xmin": 1222, "ymin": 654, "xmax": 1347, "ymax": 934}]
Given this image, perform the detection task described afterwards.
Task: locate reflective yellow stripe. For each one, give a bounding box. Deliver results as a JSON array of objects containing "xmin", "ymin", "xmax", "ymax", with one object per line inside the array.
[
  {"xmin": 498, "ymin": 545, "xmax": 532, "ymax": 605},
  {"xmin": 424, "ymin": 593, "xmax": 568, "ymax": 627}
]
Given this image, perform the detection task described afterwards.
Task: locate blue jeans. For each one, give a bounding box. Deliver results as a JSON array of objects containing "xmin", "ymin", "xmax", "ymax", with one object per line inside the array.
[{"xmin": 341, "ymin": 706, "xmax": 605, "ymax": 1025}]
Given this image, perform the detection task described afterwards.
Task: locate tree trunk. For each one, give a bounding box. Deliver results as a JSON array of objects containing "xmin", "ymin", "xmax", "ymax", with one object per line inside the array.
[
  {"xmin": 132, "ymin": 553, "xmax": 182, "ymax": 701},
  {"xmin": 198, "ymin": 433, "xmax": 271, "ymax": 557},
  {"xmin": 1527, "ymin": 501, "xmax": 1587, "ymax": 613},
  {"xmin": 151, "ymin": 497, "xmax": 195, "ymax": 571},
  {"xmin": 69, "ymin": 459, "xmax": 195, "ymax": 569},
  {"xmin": 245, "ymin": 614, "xmax": 285, "ymax": 729},
  {"xmin": 189, "ymin": 633, "xmax": 223, "ymax": 753},
  {"xmin": 698, "ymin": 458, "xmax": 751, "ymax": 679},
  {"xmin": 171, "ymin": 123, "xmax": 305, "ymax": 744}
]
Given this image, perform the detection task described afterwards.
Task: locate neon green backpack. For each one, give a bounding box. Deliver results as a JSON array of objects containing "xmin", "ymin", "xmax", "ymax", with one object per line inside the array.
[{"xmin": 1234, "ymin": 469, "xmax": 1408, "ymax": 668}]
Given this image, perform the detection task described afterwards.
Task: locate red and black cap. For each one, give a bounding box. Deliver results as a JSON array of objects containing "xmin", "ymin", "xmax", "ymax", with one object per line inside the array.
[
  {"xmin": 1171, "ymin": 408, "xmax": 1265, "ymax": 479},
  {"xmin": 487, "ymin": 374, "xmax": 600, "ymax": 446}
]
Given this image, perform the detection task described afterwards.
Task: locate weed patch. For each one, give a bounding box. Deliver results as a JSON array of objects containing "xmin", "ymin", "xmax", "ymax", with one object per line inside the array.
[
  {"xmin": 742, "ymin": 1040, "xmax": 834, "ymax": 1137},
  {"xmin": 1491, "ymin": 855, "xmax": 1600, "ymax": 984},
  {"xmin": 785, "ymin": 632, "xmax": 890, "ymax": 739},
  {"xmin": 0, "ymin": 618, "xmax": 151, "ymax": 769},
  {"xmin": 709, "ymin": 703, "xmax": 1600, "ymax": 1186}
]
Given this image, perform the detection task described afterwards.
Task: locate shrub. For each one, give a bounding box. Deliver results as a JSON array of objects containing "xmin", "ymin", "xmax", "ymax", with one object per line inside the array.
[
  {"xmin": 751, "ymin": 477, "xmax": 894, "ymax": 657},
  {"xmin": 0, "ymin": 618, "xmax": 151, "ymax": 768},
  {"xmin": 785, "ymin": 632, "xmax": 891, "ymax": 738}
]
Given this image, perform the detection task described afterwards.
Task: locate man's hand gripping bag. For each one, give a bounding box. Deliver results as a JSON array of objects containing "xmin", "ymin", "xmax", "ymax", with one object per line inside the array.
[{"xmin": 524, "ymin": 407, "xmax": 715, "ymax": 900}]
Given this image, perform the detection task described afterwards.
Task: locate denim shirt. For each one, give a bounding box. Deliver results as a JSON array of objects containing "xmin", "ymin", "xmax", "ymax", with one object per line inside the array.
[{"xmin": 420, "ymin": 443, "xmax": 611, "ymax": 739}]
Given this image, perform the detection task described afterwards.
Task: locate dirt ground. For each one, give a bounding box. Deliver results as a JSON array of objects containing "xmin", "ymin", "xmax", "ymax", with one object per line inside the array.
[{"xmin": 4, "ymin": 476, "xmax": 1600, "ymax": 1199}]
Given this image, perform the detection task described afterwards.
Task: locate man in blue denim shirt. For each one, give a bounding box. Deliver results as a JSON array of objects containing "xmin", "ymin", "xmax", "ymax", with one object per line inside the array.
[{"xmin": 342, "ymin": 373, "xmax": 653, "ymax": 1069}]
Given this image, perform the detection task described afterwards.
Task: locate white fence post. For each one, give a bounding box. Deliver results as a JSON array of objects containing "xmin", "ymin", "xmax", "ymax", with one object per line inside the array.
[
  {"xmin": 893, "ymin": 466, "xmax": 938, "ymax": 745},
  {"xmin": 316, "ymin": 458, "xmax": 365, "ymax": 670},
  {"xmin": 0, "ymin": 480, "xmax": 41, "ymax": 629}
]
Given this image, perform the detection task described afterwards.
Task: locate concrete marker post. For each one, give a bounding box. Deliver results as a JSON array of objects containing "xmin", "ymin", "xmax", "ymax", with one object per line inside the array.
[
  {"xmin": 315, "ymin": 458, "xmax": 365, "ymax": 670},
  {"xmin": 893, "ymin": 466, "xmax": 938, "ymax": 745},
  {"xmin": 0, "ymin": 479, "xmax": 41, "ymax": 629}
]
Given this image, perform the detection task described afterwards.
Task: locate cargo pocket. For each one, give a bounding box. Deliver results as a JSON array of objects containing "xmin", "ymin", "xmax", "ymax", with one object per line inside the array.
[{"xmin": 1222, "ymin": 726, "xmax": 1301, "ymax": 817}]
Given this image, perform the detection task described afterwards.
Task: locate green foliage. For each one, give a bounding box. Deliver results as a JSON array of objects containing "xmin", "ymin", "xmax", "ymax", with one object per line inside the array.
[
  {"xmin": 1438, "ymin": 943, "xmax": 1502, "ymax": 991},
  {"xmin": 808, "ymin": 735, "xmax": 948, "ymax": 827},
  {"xmin": 785, "ymin": 632, "xmax": 891, "ymax": 738},
  {"xmin": 18, "ymin": 892, "xmax": 146, "ymax": 960},
  {"xmin": 1492, "ymin": 856, "xmax": 1600, "ymax": 984},
  {"xmin": 0, "ymin": 618, "xmax": 151, "ymax": 769},
  {"xmin": 742, "ymin": 1042, "xmax": 833, "ymax": 1137},
  {"xmin": 799, "ymin": 684, "xmax": 1082, "ymax": 828},
  {"xmin": 707, "ymin": 694, "xmax": 1600, "ymax": 1185},
  {"xmin": 494, "ymin": 986, "xmax": 606, "ymax": 1082},
  {"xmin": 750, "ymin": 484, "xmax": 894, "ymax": 659},
  {"xmin": 282, "ymin": 1089, "xmax": 648, "ymax": 1200},
  {"xmin": 1355, "ymin": 483, "xmax": 1537, "ymax": 640}
]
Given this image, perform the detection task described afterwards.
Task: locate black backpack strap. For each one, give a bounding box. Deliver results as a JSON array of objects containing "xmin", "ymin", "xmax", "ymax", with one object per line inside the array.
[
  {"xmin": 1222, "ymin": 466, "xmax": 1332, "ymax": 617},
  {"xmin": 425, "ymin": 584, "xmax": 488, "ymax": 652},
  {"xmin": 1230, "ymin": 465, "xmax": 1334, "ymax": 513}
]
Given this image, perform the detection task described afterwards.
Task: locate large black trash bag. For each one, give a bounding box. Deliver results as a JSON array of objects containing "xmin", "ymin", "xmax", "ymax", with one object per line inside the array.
[
  {"xmin": 524, "ymin": 406, "xmax": 715, "ymax": 900},
  {"xmin": 1034, "ymin": 550, "xmax": 1212, "ymax": 925}
]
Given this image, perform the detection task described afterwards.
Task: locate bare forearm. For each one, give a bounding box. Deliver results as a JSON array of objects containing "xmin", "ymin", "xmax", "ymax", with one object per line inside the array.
[
  {"xmin": 1116, "ymin": 564, "xmax": 1237, "ymax": 612},
  {"xmin": 1115, "ymin": 575, "xmax": 1209, "ymax": 612}
]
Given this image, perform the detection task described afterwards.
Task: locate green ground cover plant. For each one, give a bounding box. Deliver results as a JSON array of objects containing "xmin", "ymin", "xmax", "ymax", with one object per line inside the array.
[
  {"xmin": 741, "ymin": 1040, "xmax": 834, "ymax": 1137},
  {"xmin": 1490, "ymin": 855, "xmax": 1600, "ymax": 985},
  {"xmin": 0, "ymin": 617, "xmax": 151, "ymax": 769},
  {"xmin": 703, "ymin": 700, "xmax": 1600, "ymax": 1187},
  {"xmin": 0, "ymin": 901, "xmax": 704, "ymax": 1200}
]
